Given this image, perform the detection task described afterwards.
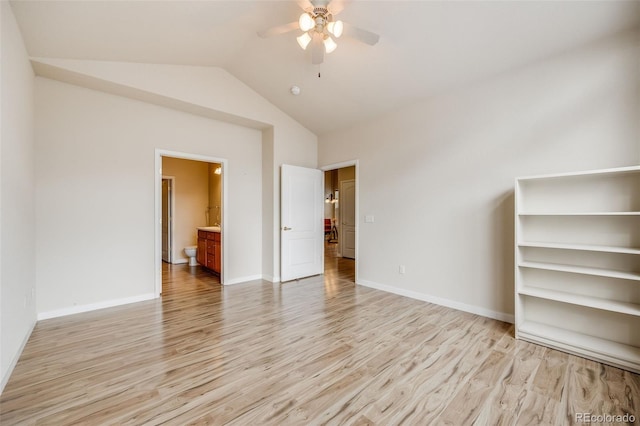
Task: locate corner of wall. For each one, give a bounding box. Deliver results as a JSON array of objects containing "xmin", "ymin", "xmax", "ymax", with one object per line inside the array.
[
  {"xmin": 357, "ymin": 278, "xmax": 515, "ymax": 324},
  {"xmin": 1, "ymin": 0, "xmax": 38, "ymax": 393}
]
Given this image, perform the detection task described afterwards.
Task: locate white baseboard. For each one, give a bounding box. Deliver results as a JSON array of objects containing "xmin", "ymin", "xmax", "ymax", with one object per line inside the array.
[
  {"xmin": 37, "ymin": 293, "xmax": 158, "ymax": 321},
  {"xmin": 224, "ymin": 274, "xmax": 264, "ymax": 285},
  {"xmin": 172, "ymin": 257, "xmax": 188, "ymax": 265},
  {"xmin": 1, "ymin": 320, "xmax": 36, "ymax": 394},
  {"xmin": 261, "ymin": 274, "xmax": 280, "ymax": 283},
  {"xmin": 357, "ymin": 279, "xmax": 514, "ymax": 324}
]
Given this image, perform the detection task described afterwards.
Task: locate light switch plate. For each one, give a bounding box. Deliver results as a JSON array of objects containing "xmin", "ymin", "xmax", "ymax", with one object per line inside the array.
[{"xmin": 365, "ymin": 215, "xmax": 374, "ymax": 223}]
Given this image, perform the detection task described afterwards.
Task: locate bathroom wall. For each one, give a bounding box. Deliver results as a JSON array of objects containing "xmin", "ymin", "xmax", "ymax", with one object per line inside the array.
[
  {"xmin": 208, "ymin": 163, "xmax": 222, "ymax": 226},
  {"xmin": 162, "ymin": 157, "xmax": 209, "ymax": 264}
]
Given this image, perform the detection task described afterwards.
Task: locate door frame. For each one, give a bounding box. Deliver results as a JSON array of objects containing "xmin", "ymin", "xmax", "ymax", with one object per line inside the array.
[
  {"xmin": 161, "ymin": 176, "xmax": 176, "ymax": 263},
  {"xmin": 320, "ymin": 160, "xmax": 359, "ymax": 283},
  {"xmin": 154, "ymin": 149, "xmax": 228, "ymax": 296}
]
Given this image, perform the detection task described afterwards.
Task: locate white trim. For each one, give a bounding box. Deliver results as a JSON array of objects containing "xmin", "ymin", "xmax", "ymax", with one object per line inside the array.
[
  {"xmin": 37, "ymin": 293, "xmax": 156, "ymax": 321},
  {"xmin": 1, "ymin": 321, "xmax": 36, "ymax": 394},
  {"xmin": 224, "ymin": 274, "xmax": 264, "ymax": 285},
  {"xmin": 320, "ymin": 160, "xmax": 359, "ymax": 284},
  {"xmin": 357, "ymin": 279, "xmax": 515, "ymax": 324},
  {"xmin": 262, "ymin": 274, "xmax": 280, "ymax": 283},
  {"xmin": 172, "ymin": 257, "xmax": 189, "ymax": 265},
  {"xmin": 155, "ymin": 149, "xmax": 229, "ymax": 294}
]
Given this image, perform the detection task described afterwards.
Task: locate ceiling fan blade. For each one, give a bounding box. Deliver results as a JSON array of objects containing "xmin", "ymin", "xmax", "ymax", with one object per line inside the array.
[
  {"xmin": 257, "ymin": 21, "xmax": 299, "ymax": 38},
  {"xmin": 311, "ymin": 33, "xmax": 324, "ymax": 65},
  {"xmin": 343, "ymin": 23, "xmax": 380, "ymax": 46},
  {"xmin": 327, "ymin": 0, "xmax": 345, "ymax": 15},
  {"xmin": 297, "ymin": 0, "xmax": 314, "ymax": 10}
]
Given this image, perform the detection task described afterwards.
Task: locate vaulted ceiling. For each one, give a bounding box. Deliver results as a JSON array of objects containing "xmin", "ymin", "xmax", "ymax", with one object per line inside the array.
[{"xmin": 10, "ymin": 0, "xmax": 640, "ymax": 136}]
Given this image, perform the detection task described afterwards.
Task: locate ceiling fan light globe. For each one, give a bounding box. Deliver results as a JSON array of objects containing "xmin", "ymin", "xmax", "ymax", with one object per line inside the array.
[
  {"xmin": 299, "ymin": 13, "xmax": 315, "ymax": 32},
  {"xmin": 323, "ymin": 35, "xmax": 337, "ymax": 54},
  {"xmin": 327, "ymin": 20, "xmax": 343, "ymax": 38},
  {"xmin": 297, "ymin": 32, "xmax": 312, "ymax": 50}
]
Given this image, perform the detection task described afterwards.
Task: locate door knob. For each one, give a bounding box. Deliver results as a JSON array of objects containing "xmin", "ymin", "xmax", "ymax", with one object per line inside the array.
[{"xmin": 283, "ymin": 226, "xmax": 292, "ymax": 231}]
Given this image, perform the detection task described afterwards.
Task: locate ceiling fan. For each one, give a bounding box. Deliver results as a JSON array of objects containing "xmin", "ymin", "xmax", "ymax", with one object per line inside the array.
[{"xmin": 257, "ymin": 0, "xmax": 380, "ymax": 65}]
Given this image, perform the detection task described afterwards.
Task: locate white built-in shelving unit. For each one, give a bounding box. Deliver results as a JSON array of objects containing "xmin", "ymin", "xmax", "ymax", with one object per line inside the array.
[{"xmin": 515, "ymin": 165, "xmax": 640, "ymax": 373}]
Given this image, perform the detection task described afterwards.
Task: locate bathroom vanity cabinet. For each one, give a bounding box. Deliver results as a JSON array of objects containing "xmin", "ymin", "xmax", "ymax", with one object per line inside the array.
[{"xmin": 197, "ymin": 230, "xmax": 221, "ymax": 274}]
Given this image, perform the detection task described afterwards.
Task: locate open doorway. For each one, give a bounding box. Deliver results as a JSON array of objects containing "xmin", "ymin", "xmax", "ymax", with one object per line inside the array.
[
  {"xmin": 155, "ymin": 150, "xmax": 228, "ymax": 296},
  {"xmin": 322, "ymin": 162, "xmax": 357, "ymax": 283}
]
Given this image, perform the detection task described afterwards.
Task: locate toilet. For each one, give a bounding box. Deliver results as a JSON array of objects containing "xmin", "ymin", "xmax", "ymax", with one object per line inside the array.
[{"xmin": 184, "ymin": 246, "xmax": 198, "ymax": 266}]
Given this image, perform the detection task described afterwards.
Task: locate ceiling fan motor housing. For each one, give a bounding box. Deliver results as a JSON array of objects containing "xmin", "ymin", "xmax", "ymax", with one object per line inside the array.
[{"xmin": 312, "ymin": 8, "xmax": 330, "ymax": 33}]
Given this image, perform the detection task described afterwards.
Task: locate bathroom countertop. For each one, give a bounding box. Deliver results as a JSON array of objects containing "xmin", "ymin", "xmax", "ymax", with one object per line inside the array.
[{"xmin": 197, "ymin": 226, "xmax": 221, "ymax": 232}]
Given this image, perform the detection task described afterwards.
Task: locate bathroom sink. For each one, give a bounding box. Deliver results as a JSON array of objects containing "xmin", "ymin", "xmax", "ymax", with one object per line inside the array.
[{"xmin": 198, "ymin": 226, "xmax": 221, "ymax": 232}]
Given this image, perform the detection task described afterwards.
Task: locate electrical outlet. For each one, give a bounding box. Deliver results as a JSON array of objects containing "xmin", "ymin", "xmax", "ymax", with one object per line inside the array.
[{"xmin": 399, "ymin": 265, "xmax": 406, "ymax": 274}]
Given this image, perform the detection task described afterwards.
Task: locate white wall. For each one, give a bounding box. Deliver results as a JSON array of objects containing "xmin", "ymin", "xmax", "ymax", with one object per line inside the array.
[
  {"xmin": 29, "ymin": 58, "xmax": 318, "ymax": 282},
  {"xmin": 35, "ymin": 78, "xmax": 263, "ymax": 316},
  {"xmin": 319, "ymin": 29, "xmax": 640, "ymax": 321},
  {"xmin": 0, "ymin": 1, "xmax": 37, "ymax": 391},
  {"xmin": 162, "ymin": 157, "xmax": 209, "ymax": 263}
]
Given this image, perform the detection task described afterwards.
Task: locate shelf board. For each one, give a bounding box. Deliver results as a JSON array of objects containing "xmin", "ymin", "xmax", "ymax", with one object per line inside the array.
[
  {"xmin": 518, "ymin": 287, "xmax": 640, "ymax": 316},
  {"xmin": 518, "ymin": 242, "xmax": 640, "ymax": 255},
  {"xmin": 516, "ymin": 165, "xmax": 640, "ymax": 181},
  {"xmin": 517, "ymin": 321, "xmax": 640, "ymax": 373},
  {"xmin": 518, "ymin": 212, "xmax": 640, "ymax": 217},
  {"xmin": 519, "ymin": 261, "xmax": 640, "ymax": 281}
]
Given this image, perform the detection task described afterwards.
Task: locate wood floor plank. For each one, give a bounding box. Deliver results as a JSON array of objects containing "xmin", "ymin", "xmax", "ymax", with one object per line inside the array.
[
  {"xmin": 1, "ymin": 252, "xmax": 639, "ymax": 425},
  {"xmin": 533, "ymin": 348, "xmax": 570, "ymax": 402},
  {"xmin": 438, "ymin": 349, "xmax": 513, "ymax": 424},
  {"xmin": 565, "ymin": 355, "xmax": 637, "ymax": 424},
  {"xmin": 517, "ymin": 389, "xmax": 564, "ymax": 425},
  {"xmin": 472, "ymin": 342, "xmax": 546, "ymax": 425}
]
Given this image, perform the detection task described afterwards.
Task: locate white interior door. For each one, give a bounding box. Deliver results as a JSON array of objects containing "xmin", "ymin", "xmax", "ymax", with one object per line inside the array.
[
  {"xmin": 340, "ymin": 179, "xmax": 356, "ymax": 259},
  {"xmin": 281, "ymin": 164, "xmax": 324, "ymax": 282}
]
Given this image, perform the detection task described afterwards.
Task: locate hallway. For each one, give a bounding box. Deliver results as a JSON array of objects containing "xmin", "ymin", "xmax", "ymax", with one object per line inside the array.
[{"xmin": 324, "ymin": 241, "xmax": 355, "ymax": 283}]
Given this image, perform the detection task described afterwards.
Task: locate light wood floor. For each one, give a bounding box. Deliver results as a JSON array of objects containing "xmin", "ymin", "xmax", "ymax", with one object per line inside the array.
[{"xmin": 1, "ymin": 253, "xmax": 638, "ymax": 424}]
